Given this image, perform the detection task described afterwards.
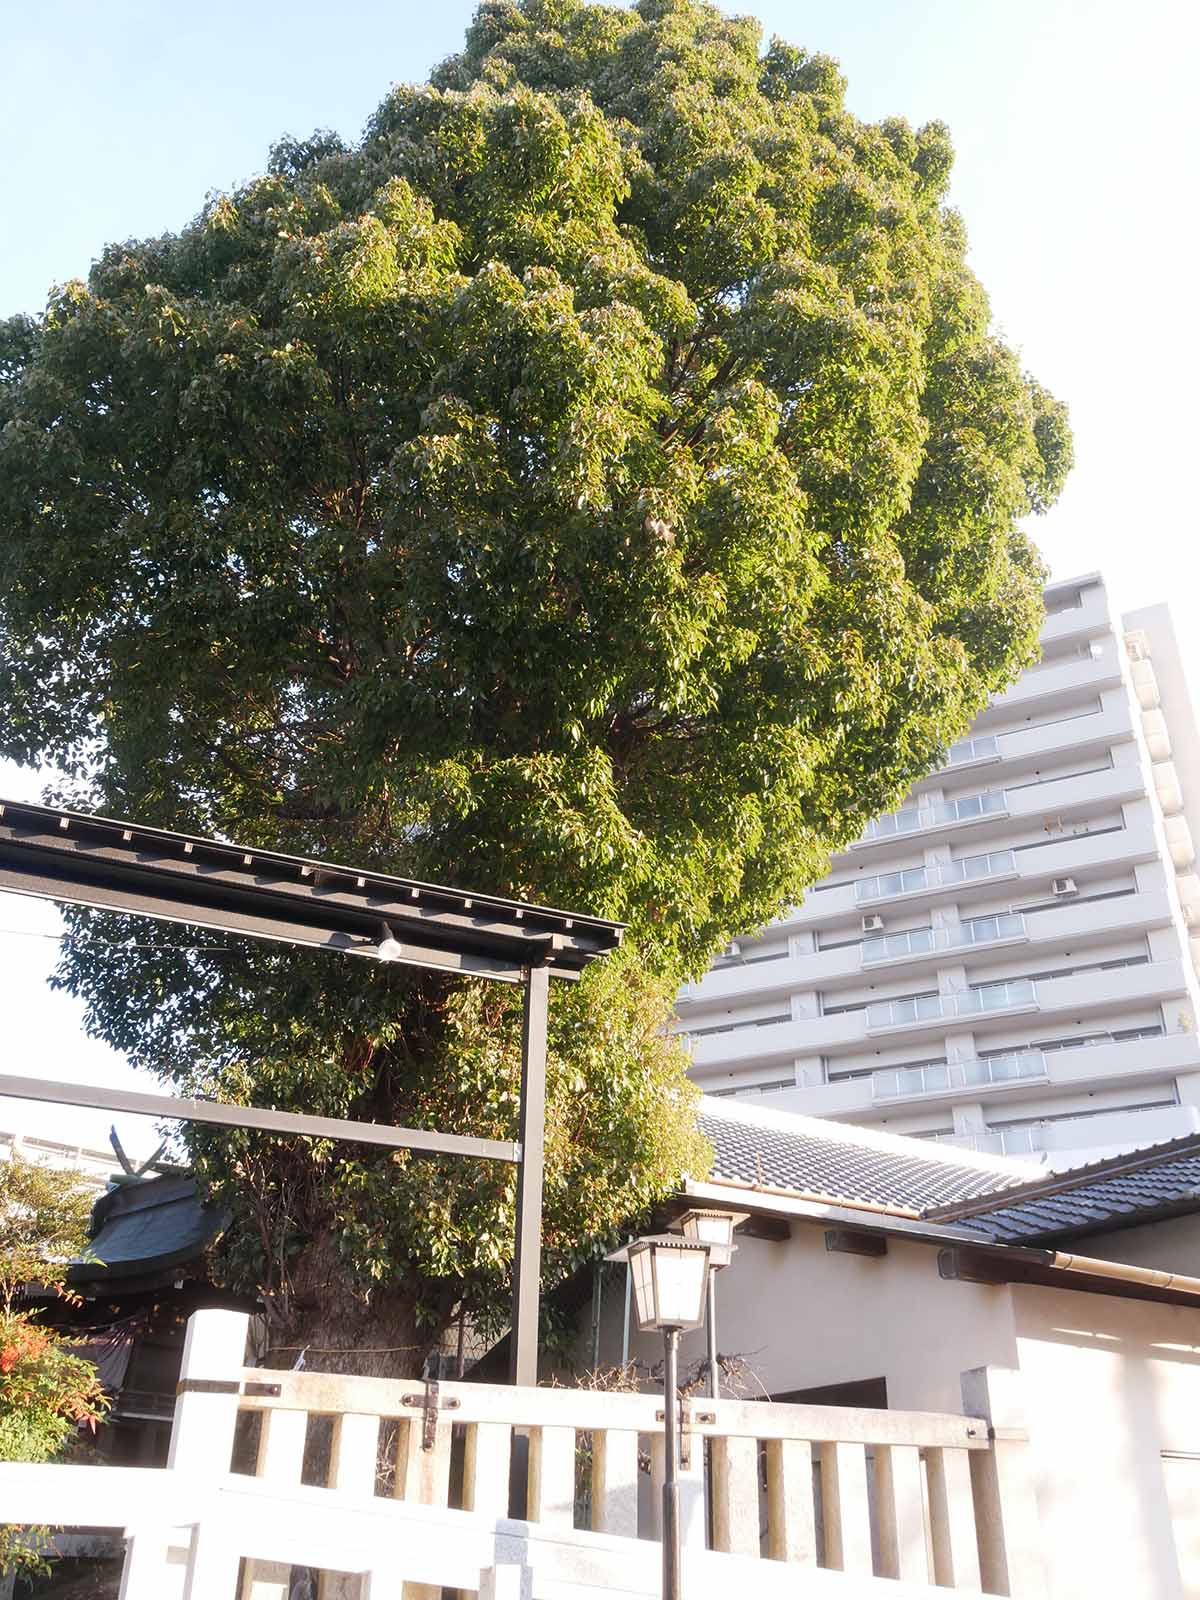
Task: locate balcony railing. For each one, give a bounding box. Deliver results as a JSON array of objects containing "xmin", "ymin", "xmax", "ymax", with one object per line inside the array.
[
  {"xmin": 872, "ymin": 1050, "xmax": 1047, "ymax": 1102},
  {"xmin": 927, "ymin": 790, "xmax": 1007, "ymax": 828},
  {"xmin": 861, "ymin": 912, "xmax": 1025, "ymax": 966},
  {"xmin": 855, "ymin": 849, "xmax": 1017, "ymax": 905},
  {"xmin": 856, "ymin": 789, "xmax": 1006, "ymax": 846},
  {"xmin": 866, "ymin": 979, "xmax": 1037, "ymax": 1031},
  {"xmin": 942, "ymin": 734, "xmax": 1000, "ymax": 767},
  {"xmin": 857, "ymin": 807, "xmax": 922, "ymax": 844}
]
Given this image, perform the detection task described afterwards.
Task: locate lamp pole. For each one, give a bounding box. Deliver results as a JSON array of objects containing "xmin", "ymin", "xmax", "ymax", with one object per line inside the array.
[
  {"xmin": 705, "ymin": 1271, "xmax": 720, "ymax": 1400},
  {"xmin": 662, "ymin": 1324, "xmax": 683, "ymax": 1600},
  {"xmin": 605, "ymin": 1232, "xmax": 712, "ymax": 1600}
]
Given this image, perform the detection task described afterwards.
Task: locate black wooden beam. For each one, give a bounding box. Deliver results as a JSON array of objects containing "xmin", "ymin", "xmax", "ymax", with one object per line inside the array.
[{"xmin": 0, "ymin": 798, "xmax": 624, "ymax": 985}]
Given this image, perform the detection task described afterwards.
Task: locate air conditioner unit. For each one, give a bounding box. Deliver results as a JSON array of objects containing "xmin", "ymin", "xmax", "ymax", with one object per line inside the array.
[
  {"xmin": 861, "ymin": 914, "xmax": 885, "ymax": 933},
  {"xmin": 1051, "ymin": 877, "xmax": 1078, "ymax": 897}
]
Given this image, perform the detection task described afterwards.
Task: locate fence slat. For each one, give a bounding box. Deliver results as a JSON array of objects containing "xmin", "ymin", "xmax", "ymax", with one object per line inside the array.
[
  {"xmin": 927, "ymin": 1445, "xmax": 983, "ymax": 1592},
  {"xmin": 591, "ymin": 1429, "xmax": 639, "ymax": 1538},
  {"xmin": 183, "ymin": 1522, "xmax": 242, "ymax": 1600},
  {"xmin": 764, "ymin": 1438, "xmax": 815, "ymax": 1565},
  {"xmin": 528, "ymin": 1424, "xmax": 577, "ymax": 1528},
  {"xmin": 393, "ymin": 1417, "xmax": 454, "ymax": 1600},
  {"xmin": 875, "ymin": 1443, "xmax": 927, "ymax": 1583},
  {"xmin": 117, "ymin": 1527, "xmax": 173, "ymax": 1600},
  {"xmin": 329, "ymin": 1412, "xmax": 381, "ymax": 1496},
  {"xmin": 242, "ymin": 1408, "xmax": 309, "ymax": 1600},
  {"xmin": 464, "ymin": 1421, "xmax": 513, "ymax": 1521},
  {"xmin": 650, "ymin": 1434, "xmax": 706, "ymax": 1549},
  {"xmin": 711, "ymin": 1435, "xmax": 760, "ymax": 1556},
  {"xmin": 819, "ymin": 1440, "xmax": 873, "ymax": 1575}
]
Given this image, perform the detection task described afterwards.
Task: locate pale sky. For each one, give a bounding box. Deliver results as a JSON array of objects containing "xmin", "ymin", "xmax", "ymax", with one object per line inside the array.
[{"xmin": 1, "ymin": 0, "xmax": 1197, "ymax": 1152}]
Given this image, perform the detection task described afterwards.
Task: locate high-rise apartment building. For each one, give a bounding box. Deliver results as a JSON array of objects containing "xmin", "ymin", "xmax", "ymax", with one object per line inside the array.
[{"xmin": 676, "ymin": 573, "xmax": 1200, "ymax": 1165}]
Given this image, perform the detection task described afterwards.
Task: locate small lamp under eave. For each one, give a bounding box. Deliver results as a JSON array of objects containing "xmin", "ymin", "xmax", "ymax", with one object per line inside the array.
[
  {"xmin": 673, "ymin": 1207, "xmax": 748, "ymax": 1401},
  {"xmin": 376, "ymin": 923, "xmax": 404, "ymax": 963}
]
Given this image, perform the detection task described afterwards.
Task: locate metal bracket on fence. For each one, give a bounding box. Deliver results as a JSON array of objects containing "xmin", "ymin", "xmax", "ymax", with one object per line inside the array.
[
  {"xmin": 400, "ymin": 1380, "xmax": 462, "ymax": 1450},
  {"xmin": 176, "ymin": 1379, "xmax": 282, "ymax": 1398},
  {"xmin": 655, "ymin": 1401, "xmax": 715, "ymax": 1469}
]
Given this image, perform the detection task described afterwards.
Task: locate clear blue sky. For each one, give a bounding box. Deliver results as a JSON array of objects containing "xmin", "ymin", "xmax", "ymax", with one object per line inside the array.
[{"xmin": 2, "ymin": 0, "xmax": 1197, "ymax": 1152}]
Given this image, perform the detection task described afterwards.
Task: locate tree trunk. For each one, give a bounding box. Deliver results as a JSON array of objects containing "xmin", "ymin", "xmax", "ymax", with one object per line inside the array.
[{"xmin": 260, "ymin": 1235, "xmax": 455, "ymax": 1380}]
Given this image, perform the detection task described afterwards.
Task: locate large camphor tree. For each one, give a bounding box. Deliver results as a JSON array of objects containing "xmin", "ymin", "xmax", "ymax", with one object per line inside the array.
[{"xmin": 0, "ymin": 0, "xmax": 1070, "ymax": 1374}]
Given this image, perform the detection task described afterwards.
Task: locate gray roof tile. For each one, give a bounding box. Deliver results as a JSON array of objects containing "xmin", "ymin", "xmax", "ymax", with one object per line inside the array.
[
  {"xmin": 929, "ymin": 1138, "xmax": 1200, "ymax": 1242},
  {"xmin": 698, "ymin": 1098, "xmax": 1031, "ymax": 1211}
]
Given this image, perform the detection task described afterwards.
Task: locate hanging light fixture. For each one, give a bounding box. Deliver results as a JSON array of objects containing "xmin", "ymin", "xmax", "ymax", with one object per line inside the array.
[{"xmin": 376, "ymin": 923, "xmax": 403, "ymax": 962}]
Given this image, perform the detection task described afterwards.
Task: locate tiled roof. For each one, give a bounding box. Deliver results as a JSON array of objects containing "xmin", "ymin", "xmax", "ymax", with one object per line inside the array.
[
  {"xmin": 928, "ymin": 1132, "xmax": 1200, "ymax": 1243},
  {"xmin": 697, "ymin": 1097, "xmax": 1033, "ymax": 1212}
]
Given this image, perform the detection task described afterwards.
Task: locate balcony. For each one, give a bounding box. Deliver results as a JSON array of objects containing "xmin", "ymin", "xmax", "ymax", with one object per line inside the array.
[
  {"xmin": 856, "ymin": 849, "xmax": 1017, "ymax": 907},
  {"xmin": 978, "ymin": 645, "xmax": 1122, "ymax": 720},
  {"xmin": 941, "ymin": 734, "xmax": 1001, "ymax": 772},
  {"xmin": 780, "ymin": 823, "xmax": 1160, "ymax": 932},
  {"xmin": 1142, "ymin": 708, "xmax": 1171, "ymax": 761},
  {"xmin": 872, "ymin": 1049, "xmax": 1048, "ymax": 1103},
  {"xmin": 745, "ymin": 1028, "xmax": 1200, "ymax": 1121},
  {"xmin": 866, "ymin": 978, "xmax": 1038, "ymax": 1036},
  {"xmin": 1165, "ymin": 815, "xmax": 1196, "ymax": 871},
  {"xmin": 944, "ymin": 1102, "xmax": 1200, "ymax": 1160},
  {"xmin": 1154, "ymin": 760, "xmax": 1183, "ymax": 815},
  {"xmin": 862, "ymin": 912, "xmax": 1026, "ymax": 968},
  {"xmin": 1130, "ymin": 657, "xmax": 1160, "ymax": 710},
  {"xmin": 1038, "ymin": 582, "xmax": 1110, "ymax": 647}
]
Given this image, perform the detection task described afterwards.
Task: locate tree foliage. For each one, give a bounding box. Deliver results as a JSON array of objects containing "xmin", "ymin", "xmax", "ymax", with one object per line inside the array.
[
  {"xmin": 0, "ymin": 1159, "xmax": 108, "ymax": 1580},
  {"xmin": 0, "ymin": 0, "xmax": 1069, "ymax": 1370}
]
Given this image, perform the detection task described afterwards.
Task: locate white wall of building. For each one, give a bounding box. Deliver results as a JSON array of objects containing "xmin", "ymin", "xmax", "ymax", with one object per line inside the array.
[{"xmin": 677, "ymin": 575, "xmax": 1200, "ymax": 1162}]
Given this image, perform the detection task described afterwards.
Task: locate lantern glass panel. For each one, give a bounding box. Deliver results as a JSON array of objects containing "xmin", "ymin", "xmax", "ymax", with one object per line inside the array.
[
  {"xmin": 650, "ymin": 1244, "xmax": 709, "ymax": 1330},
  {"xmin": 629, "ymin": 1242, "xmax": 657, "ymax": 1331}
]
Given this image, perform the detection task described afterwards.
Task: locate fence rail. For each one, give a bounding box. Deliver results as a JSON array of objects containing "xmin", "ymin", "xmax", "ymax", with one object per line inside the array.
[{"xmin": 0, "ymin": 1309, "xmax": 1047, "ymax": 1598}]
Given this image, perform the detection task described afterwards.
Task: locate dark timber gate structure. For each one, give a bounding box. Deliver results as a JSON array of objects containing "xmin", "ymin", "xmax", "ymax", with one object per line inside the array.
[{"xmin": 0, "ymin": 796, "xmax": 624, "ymax": 1385}]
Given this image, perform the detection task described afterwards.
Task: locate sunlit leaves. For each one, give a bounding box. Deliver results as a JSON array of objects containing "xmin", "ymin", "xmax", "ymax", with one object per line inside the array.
[{"xmin": 0, "ymin": 0, "xmax": 1070, "ymax": 1367}]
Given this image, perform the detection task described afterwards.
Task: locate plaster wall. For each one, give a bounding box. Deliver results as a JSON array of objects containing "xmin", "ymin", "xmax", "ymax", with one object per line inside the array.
[
  {"xmin": 588, "ymin": 1219, "xmax": 1018, "ymax": 1414},
  {"xmin": 1073, "ymin": 1210, "xmax": 1200, "ymax": 1277},
  {"xmin": 1013, "ymin": 1284, "xmax": 1200, "ymax": 1600}
]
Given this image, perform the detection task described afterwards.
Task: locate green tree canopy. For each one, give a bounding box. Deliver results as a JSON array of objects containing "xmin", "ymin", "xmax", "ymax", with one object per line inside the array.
[{"xmin": 0, "ymin": 0, "xmax": 1070, "ymax": 1372}]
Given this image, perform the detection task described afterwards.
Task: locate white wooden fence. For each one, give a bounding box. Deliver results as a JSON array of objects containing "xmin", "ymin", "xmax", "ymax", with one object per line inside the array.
[{"xmin": 0, "ymin": 1308, "xmax": 1048, "ymax": 1598}]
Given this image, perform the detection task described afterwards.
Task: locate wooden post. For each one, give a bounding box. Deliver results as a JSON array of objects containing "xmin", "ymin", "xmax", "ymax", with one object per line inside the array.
[
  {"xmin": 926, "ymin": 1446, "xmax": 982, "ymax": 1591},
  {"xmin": 465, "ymin": 1422, "xmax": 514, "ymax": 1521},
  {"xmin": 650, "ymin": 1431, "xmax": 706, "ymax": 1550},
  {"xmin": 962, "ymin": 1366, "xmax": 1049, "ymax": 1598},
  {"xmin": 528, "ymin": 1425, "xmax": 576, "ymax": 1528},
  {"xmin": 125, "ymin": 1309, "xmax": 250, "ymax": 1600},
  {"xmin": 874, "ymin": 1443, "xmax": 927, "ymax": 1583},
  {"xmin": 168, "ymin": 1309, "xmax": 251, "ymax": 1475},
  {"xmin": 591, "ymin": 1429, "xmax": 639, "ymax": 1538},
  {"xmin": 241, "ymin": 1407, "xmax": 308, "ymax": 1599},
  {"xmin": 819, "ymin": 1441, "xmax": 872, "ymax": 1574},
  {"xmin": 764, "ymin": 1438, "xmax": 816, "ymax": 1565},
  {"xmin": 711, "ymin": 1435, "xmax": 759, "ymax": 1555}
]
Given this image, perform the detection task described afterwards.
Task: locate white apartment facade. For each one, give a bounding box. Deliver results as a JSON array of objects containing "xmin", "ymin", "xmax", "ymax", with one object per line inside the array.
[{"xmin": 676, "ymin": 573, "xmax": 1200, "ymax": 1163}]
